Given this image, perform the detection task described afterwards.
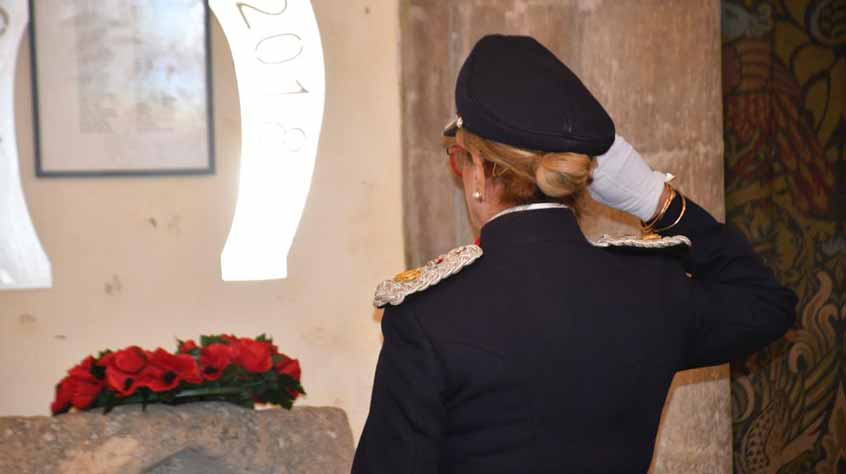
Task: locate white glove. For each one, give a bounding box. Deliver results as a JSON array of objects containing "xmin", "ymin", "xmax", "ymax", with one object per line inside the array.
[{"xmin": 589, "ymin": 134, "xmax": 668, "ymax": 222}]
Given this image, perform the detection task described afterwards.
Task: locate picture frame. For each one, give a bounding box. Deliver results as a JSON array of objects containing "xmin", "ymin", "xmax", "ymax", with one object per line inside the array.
[{"xmin": 28, "ymin": 0, "xmax": 215, "ymax": 177}]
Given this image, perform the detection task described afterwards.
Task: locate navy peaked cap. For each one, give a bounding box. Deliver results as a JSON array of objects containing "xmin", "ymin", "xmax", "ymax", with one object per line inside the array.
[{"xmin": 444, "ymin": 34, "xmax": 615, "ymax": 155}]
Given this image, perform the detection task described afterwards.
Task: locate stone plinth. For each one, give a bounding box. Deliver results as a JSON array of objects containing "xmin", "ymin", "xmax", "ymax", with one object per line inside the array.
[{"xmin": 0, "ymin": 403, "xmax": 354, "ymax": 474}]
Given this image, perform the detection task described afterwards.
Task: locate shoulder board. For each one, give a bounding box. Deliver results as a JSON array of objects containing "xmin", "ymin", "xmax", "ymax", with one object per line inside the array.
[
  {"xmin": 374, "ymin": 244, "xmax": 483, "ymax": 308},
  {"xmin": 590, "ymin": 234, "xmax": 691, "ymax": 249}
]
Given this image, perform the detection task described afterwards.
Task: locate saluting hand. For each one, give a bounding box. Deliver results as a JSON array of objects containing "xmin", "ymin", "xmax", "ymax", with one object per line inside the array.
[{"xmin": 588, "ymin": 135, "xmax": 669, "ymax": 222}]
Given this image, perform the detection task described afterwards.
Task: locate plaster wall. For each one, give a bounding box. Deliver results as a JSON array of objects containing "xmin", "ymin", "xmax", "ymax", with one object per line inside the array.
[{"xmin": 0, "ymin": 0, "xmax": 403, "ymax": 440}]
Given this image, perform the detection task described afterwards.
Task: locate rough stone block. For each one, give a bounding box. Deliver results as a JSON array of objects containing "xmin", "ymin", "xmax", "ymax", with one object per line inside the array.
[{"xmin": 0, "ymin": 403, "xmax": 354, "ymax": 474}]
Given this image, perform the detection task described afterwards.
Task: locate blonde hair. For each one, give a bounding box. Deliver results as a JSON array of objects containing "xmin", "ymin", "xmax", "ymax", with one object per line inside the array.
[{"xmin": 450, "ymin": 129, "xmax": 592, "ymax": 214}]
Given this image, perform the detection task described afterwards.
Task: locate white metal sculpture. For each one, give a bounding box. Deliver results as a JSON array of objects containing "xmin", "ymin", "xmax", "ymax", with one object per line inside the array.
[
  {"xmin": 212, "ymin": 0, "xmax": 325, "ymax": 280},
  {"xmin": 0, "ymin": 0, "xmax": 52, "ymax": 290}
]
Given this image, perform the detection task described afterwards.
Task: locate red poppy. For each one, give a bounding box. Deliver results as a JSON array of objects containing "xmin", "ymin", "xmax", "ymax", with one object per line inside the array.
[
  {"xmin": 98, "ymin": 346, "xmax": 150, "ymax": 397},
  {"xmin": 51, "ymin": 356, "xmax": 105, "ymax": 414},
  {"xmin": 145, "ymin": 348, "xmax": 203, "ymax": 392},
  {"xmin": 72, "ymin": 375, "xmax": 105, "ymax": 409},
  {"xmin": 200, "ymin": 344, "xmax": 236, "ymax": 381},
  {"xmin": 178, "ymin": 339, "xmax": 198, "ymax": 354},
  {"xmin": 235, "ymin": 338, "xmax": 273, "ymax": 374},
  {"xmin": 275, "ymin": 357, "xmax": 301, "ymax": 382},
  {"xmin": 275, "ymin": 356, "xmax": 303, "ymax": 400},
  {"xmin": 51, "ymin": 378, "xmax": 74, "ymax": 414}
]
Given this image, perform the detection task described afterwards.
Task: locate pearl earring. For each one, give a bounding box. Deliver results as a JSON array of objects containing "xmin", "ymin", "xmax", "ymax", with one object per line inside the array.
[{"xmin": 473, "ymin": 191, "xmax": 483, "ymax": 202}]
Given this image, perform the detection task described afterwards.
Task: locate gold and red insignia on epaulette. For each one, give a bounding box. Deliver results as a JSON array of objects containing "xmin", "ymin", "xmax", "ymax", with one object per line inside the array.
[{"xmin": 374, "ymin": 245, "xmax": 483, "ymax": 308}]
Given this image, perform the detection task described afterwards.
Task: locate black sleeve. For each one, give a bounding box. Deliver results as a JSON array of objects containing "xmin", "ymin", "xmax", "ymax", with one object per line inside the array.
[
  {"xmin": 658, "ymin": 194, "xmax": 798, "ymax": 370},
  {"xmin": 352, "ymin": 303, "xmax": 447, "ymax": 474}
]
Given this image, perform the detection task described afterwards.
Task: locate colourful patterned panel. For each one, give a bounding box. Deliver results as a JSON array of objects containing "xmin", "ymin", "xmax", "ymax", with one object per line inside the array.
[{"xmin": 723, "ymin": 1, "xmax": 846, "ymax": 472}]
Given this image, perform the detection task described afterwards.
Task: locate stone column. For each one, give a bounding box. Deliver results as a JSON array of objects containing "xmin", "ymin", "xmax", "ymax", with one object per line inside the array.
[{"xmin": 400, "ymin": 1, "xmax": 728, "ymax": 472}]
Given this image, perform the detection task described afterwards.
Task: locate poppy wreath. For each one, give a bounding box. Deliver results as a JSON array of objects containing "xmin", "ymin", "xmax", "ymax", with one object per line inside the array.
[{"xmin": 51, "ymin": 334, "xmax": 304, "ymax": 415}]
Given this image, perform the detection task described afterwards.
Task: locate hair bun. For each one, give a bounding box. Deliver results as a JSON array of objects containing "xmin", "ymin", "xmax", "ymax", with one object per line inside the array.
[{"xmin": 534, "ymin": 152, "xmax": 592, "ymax": 198}]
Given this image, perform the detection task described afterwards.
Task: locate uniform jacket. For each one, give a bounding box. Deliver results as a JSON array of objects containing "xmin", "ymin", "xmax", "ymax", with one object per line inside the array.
[{"xmin": 352, "ymin": 196, "xmax": 796, "ymax": 474}]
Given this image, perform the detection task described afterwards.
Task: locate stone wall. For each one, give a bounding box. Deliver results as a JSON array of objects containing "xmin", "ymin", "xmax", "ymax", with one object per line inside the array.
[
  {"xmin": 400, "ymin": 1, "xmax": 728, "ymax": 472},
  {"xmin": 0, "ymin": 403, "xmax": 354, "ymax": 474}
]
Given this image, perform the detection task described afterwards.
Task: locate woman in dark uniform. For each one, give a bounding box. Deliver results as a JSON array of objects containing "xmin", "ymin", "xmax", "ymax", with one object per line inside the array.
[{"xmin": 352, "ymin": 35, "xmax": 796, "ymax": 474}]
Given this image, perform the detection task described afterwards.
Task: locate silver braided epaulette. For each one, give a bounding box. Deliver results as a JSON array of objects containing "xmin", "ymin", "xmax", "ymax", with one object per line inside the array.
[
  {"xmin": 374, "ymin": 245, "xmax": 483, "ymax": 308},
  {"xmin": 590, "ymin": 234, "xmax": 691, "ymax": 249}
]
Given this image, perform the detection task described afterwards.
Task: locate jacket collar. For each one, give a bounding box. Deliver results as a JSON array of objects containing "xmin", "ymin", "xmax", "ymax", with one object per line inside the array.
[{"xmin": 479, "ymin": 206, "xmax": 589, "ymax": 251}]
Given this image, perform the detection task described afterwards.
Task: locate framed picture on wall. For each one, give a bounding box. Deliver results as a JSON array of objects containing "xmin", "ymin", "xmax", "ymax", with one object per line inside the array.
[{"xmin": 28, "ymin": 0, "xmax": 215, "ymax": 177}]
